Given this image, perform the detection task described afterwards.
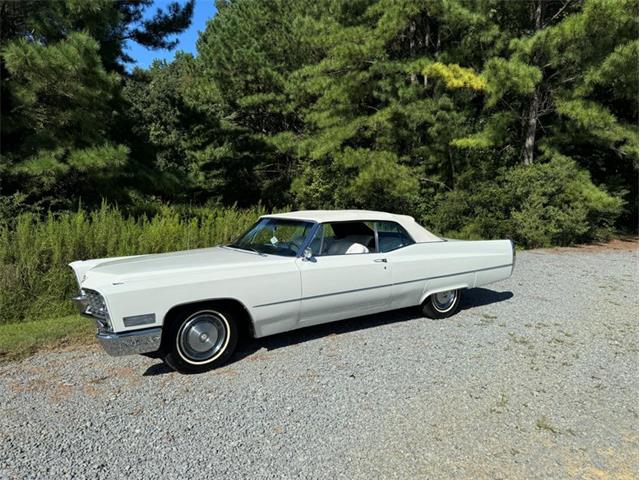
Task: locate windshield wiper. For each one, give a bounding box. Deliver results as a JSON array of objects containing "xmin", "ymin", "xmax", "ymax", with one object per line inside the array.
[{"xmin": 226, "ymin": 243, "xmax": 266, "ymax": 256}]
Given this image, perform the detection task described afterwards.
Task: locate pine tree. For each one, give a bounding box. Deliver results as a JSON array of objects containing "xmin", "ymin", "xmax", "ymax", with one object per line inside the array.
[
  {"xmin": 284, "ymin": 0, "xmax": 496, "ymax": 210},
  {"xmin": 194, "ymin": 0, "xmax": 324, "ymax": 206},
  {"xmin": 0, "ymin": 0, "xmax": 194, "ymax": 210}
]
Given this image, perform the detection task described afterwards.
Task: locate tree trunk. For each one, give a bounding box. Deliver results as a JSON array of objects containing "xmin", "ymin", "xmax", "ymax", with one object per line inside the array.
[
  {"xmin": 409, "ymin": 20, "xmax": 417, "ymax": 84},
  {"xmin": 424, "ymin": 21, "xmax": 430, "ymax": 87},
  {"xmin": 522, "ymin": 0, "xmax": 542, "ymax": 165},
  {"xmin": 523, "ymin": 88, "xmax": 539, "ymax": 166}
]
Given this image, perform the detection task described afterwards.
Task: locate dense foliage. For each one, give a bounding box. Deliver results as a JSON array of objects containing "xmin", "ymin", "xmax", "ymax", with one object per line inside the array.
[{"xmin": 1, "ymin": 0, "xmax": 638, "ymax": 249}]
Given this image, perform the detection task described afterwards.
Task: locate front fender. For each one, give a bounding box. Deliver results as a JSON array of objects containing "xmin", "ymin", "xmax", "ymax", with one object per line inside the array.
[{"xmin": 69, "ymin": 256, "xmax": 146, "ymax": 287}]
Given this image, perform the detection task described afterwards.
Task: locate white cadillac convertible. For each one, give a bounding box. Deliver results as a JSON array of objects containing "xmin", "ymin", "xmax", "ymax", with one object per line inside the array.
[{"xmin": 71, "ymin": 210, "xmax": 515, "ymax": 373}]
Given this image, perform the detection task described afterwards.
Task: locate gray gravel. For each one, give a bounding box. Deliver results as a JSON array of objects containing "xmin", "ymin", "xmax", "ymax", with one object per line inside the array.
[{"xmin": 1, "ymin": 245, "xmax": 638, "ymax": 479}]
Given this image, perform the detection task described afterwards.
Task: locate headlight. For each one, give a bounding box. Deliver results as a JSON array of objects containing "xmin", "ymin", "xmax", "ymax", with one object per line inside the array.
[
  {"xmin": 83, "ymin": 289, "xmax": 108, "ymax": 318},
  {"xmin": 73, "ymin": 289, "xmax": 112, "ymax": 331}
]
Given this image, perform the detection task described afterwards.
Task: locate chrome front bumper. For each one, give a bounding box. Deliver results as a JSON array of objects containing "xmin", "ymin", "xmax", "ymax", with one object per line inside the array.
[{"xmin": 97, "ymin": 327, "xmax": 163, "ymax": 357}]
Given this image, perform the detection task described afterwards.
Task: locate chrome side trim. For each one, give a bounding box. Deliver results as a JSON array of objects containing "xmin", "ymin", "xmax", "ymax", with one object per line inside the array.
[
  {"xmin": 392, "ymin": 263, "xmax": 513, "ymax": 286},
  {"xmin": 253, "ymin": 263, "xmax": 513, "ymax": 308},
  {"xmin": 97, "ymin": 327, "xmax": 162, "ymax": 357},
  {"xmin": 253, "ymin": 298, "xmax": 303, "ymax": 308},
  {"xmin": 255, "ymin": 283, "xmax": 393, "ymax": 307}
]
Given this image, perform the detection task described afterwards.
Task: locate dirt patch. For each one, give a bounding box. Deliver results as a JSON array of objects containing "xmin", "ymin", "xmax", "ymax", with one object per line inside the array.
[
  {"xmin": 216, "ymin": 366, "xmax": 239, "ymax": 377},
  {"xmin": 541, "ymin": 237, "xmax": 638, "ymax": 254},
  {"xmin": 44, "ymin": 341, "xmax": 98, "ymax": 354},
  {"xmin": 246, "ymin": 352, "xmax": 272, "ymax": 362}
]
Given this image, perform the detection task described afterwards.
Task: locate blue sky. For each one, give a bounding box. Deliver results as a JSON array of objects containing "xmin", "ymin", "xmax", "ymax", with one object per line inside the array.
[{"xmin": 125, "ymin": 0, "xmax": 217, "ymax": 70}]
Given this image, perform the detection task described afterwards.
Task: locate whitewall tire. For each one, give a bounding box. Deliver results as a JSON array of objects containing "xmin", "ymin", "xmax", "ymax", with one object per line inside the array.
[
  {"xmin": 164, "ymin": 306, "xmax": 238, "ymax": 374},
  {"xmin": 421, "ymin": 289, "xmax": 462, "ymax": 319}
]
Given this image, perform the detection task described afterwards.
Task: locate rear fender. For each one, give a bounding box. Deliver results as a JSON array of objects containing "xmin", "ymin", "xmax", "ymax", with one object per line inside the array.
[{"xmin": 420, "ymin": 283, "xmax": 470, "ymax": 305}]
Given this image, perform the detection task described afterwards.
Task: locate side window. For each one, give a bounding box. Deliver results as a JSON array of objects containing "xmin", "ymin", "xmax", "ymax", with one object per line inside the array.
[
  {"xmin": 308, "ymin": 222, "xmax": 375, "ymax": 256},
  {"xmin": 375, "ymin": 221, "xmax": 415, "ymax": 253}
]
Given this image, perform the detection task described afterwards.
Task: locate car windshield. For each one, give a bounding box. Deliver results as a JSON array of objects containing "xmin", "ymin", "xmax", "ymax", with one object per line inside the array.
[{"xmin": 228, "ymin": 218, "xmax": 314, "ymax": 257}]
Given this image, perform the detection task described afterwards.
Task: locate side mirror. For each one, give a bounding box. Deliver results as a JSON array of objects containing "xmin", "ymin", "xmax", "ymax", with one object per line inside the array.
[{"xmin": 302, "ymin": 247, "xmax": 313, "ymax": 261}]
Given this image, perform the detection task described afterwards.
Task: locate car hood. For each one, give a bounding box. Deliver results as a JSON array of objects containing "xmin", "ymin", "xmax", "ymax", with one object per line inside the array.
[{"xmin": 70, "ymin": 246, "xmax": 286, "ymax": 287}]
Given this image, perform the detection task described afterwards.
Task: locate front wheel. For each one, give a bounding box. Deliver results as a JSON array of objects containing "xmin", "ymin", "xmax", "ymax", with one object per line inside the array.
[
  {"xmin": 163, "ymin": 307, "xmax": 238, "ymax": 374},
  {"xmin": 421, "ymin": 289, "xmax": 462, "ymax": 319}
]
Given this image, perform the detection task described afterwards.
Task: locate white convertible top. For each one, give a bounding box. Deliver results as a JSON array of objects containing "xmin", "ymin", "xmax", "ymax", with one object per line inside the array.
[{"xmin": 264, "ymin": 210, "xmax": 442, "ymax": 243}]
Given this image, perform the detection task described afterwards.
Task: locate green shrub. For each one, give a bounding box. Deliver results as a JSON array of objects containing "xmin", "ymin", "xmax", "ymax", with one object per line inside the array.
[
  {"xmin": 425, "ymin": 157, "xmax": 623, "ymax": 248},
  {"xmin": 0, "ymin": 203, "xmax": 268, "ymax": 325}
]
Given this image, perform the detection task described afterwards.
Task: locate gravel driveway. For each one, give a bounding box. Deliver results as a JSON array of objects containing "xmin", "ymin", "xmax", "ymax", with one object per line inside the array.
[{"xmin": 1, "ymin": 244, "xmax": 638, "ymax": 479}]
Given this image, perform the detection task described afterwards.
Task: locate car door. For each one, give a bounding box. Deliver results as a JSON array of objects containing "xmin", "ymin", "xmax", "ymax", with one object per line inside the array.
[
  {"xmin": 374, "ymin": 220, "xmax": 423, "ymax": 309},
  {"xmin": 296, "ymin": 222, "xmax": 392, "ymax": 327}
]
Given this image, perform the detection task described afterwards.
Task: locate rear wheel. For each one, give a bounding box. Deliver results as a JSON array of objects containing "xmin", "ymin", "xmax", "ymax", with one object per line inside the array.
[
  {"xmin": 163, "ymin": 307, "xmax": 238, "ymax": 374},
  {"xmin": 421, "ymin": 289, "xmax": 462, "ymax": 319}
]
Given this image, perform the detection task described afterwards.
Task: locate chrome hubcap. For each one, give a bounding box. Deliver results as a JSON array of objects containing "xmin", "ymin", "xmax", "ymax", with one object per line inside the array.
[
  {"xmin": 432, "ymin": 290, "xmax": 457, "ymax": 312},
  {"xmin": 178, "ymin": 312, "xmax": 227, "ymax": 362}
]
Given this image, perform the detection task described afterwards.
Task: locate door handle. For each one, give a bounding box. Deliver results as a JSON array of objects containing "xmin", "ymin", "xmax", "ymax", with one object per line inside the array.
[{"xmin": 374, "ymin": 258, "xmax": 387, "ymax": 263}]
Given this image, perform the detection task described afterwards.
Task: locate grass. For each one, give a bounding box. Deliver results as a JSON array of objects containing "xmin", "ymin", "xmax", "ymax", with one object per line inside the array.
[
  {"xmin": 0, "ymin": 314, "xmax": 94, "ymax": 363},
  {"xmin": 536, "ymin": 416, "xmax": 560, "ymax": 434},
  {"xmin": 535, "ymin": 416, "xmax": 576, "ymax": 436},
  {"xmin": 490, "ymin": 393, "xmax": 509, "ymax": 414}
]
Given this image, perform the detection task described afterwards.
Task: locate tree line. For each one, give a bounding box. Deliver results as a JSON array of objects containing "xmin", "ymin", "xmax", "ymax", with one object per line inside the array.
[{"xmin": 1, "ymin": 0, "xmax": 637, "ymax": 247}]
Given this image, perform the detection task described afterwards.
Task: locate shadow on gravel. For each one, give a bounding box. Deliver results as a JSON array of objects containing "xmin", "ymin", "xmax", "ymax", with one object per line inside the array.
[
  {"xmin": 459, "ymin": 287, "xmax": 513, "ymax": 311},
  {"xmin": 143, "ymin": 363, "xmax": 173, "ymax": 376},
  {"xmin": 142, "ymin": 287, "xmax": 513, "ymax": 375}
]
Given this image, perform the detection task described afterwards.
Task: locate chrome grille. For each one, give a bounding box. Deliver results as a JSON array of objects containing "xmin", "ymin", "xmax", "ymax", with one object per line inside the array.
[
  {"xmin": 71, "ymin": 287, "xmax": 112, "ymax": 332},
  {"xmin": 83, "ymin": 288, "xmax": 108, "ymax": 319},
  {"xmin": 80, "ymin": 289, "xmax": 112, "ymax": 332}
]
